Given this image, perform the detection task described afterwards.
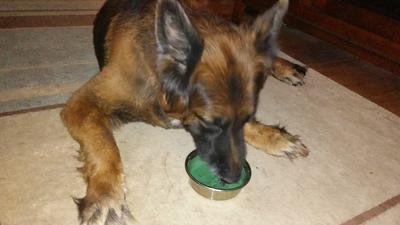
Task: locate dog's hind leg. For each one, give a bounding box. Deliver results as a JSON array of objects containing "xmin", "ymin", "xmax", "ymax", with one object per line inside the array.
[
  {"xmin": 61, "ymin": 88, "xmax": 134, "ymax": 225},
  {"xmin": 244, "ymin": 120, "xmax": 309, "ymax": 159},
  {"xmin": 271, "ymin": 57, "xmax": 307, "ymax": 86}
]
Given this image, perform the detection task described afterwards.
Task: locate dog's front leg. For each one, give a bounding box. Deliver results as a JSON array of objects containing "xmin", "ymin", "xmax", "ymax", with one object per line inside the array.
[
  {"xmin": 61, "ymin": 92, "xmax": 134, "ymax": 225},
  {"xmin": 244, "ymin": 120, "xmax": 309, "ymax": 159},
  {"xmin": 271, "ymin": 57, "xmax": 307, "ymax": 86}
]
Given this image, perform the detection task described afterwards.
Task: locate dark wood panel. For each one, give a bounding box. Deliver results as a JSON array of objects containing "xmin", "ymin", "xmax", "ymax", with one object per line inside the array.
[
  {"xmin": 278, "ymin": 26, "xmax": 355, "ymax": 66},
  {"xmin": 284, "ymin": 13, "xmax": 400, "ymax": 77},
  {"xmin": 345, "ymin": 0, "xmax": 400, "ymax": 21},
  {"xmin": 0, "ymin": 14, "xmax": 95, "ymax": 28},
  {"xmin": 241, "ymin": 0, "xmax": 400, "ymax": 77},
  {"xmin": 278, "ymin": 26, "xmax": 400, "ymax": 116},
  {"xmin": 289, "ymin": 3, "xmax": 400, "ymax": 63},
  {"xmin": 326, "ymin": 2, "xmax": 400, "ymax": 42}
]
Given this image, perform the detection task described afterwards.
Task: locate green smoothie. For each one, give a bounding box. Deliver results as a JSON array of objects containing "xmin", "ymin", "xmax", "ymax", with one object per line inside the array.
[{"xmin": 187, "ymin": 154, "xmax": 250, "ymax": 190}]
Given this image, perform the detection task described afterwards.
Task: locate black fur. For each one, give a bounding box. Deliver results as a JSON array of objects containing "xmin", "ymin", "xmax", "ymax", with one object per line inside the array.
[
  {"xmin": 93, "ymin": 0, "xmax": 150, "ymax": 69},
  {"xmin": 228, "ymin": 74, "xmax": 245, "ymax": 103},
  {"xmin": 93, "ymin": 0, "xmax": 119, "ymax": 69},
  {"xmin": 185, "ymin": 115, "xmax": 246, "ymax": 183},
  {"xmin": 293, "ymin": 63, "xmax": 308, "ymax": 76}
]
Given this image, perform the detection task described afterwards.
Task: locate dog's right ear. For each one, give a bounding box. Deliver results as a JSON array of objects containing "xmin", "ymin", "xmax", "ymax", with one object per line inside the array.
[{"xmin": 156, "ymin": 0, "xmax": 204, "ymax": 100}]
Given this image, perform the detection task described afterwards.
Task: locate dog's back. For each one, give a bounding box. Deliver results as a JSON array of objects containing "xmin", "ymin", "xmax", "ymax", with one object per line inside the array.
[
  {"xmin": 93, "ymin": 0, "xmax": 237, "ymax": 70},
  {"xmin": 93, "ymin": 0, "xmax": 155, "ymax": 69}
]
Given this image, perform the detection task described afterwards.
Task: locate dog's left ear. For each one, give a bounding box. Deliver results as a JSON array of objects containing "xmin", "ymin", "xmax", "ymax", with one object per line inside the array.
[
  {"xmin": 251, "ymin": 0, "xmax": 288, "ymax": 56},
  {"xmin": 156, "ymin": 0, "xmax": 204, "ymax": 99}
]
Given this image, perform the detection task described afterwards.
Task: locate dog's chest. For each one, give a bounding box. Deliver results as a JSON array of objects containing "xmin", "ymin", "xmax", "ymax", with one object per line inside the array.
[{"xmin": 169, "ymin": 118, "xmax": 182, "ymax": 128}]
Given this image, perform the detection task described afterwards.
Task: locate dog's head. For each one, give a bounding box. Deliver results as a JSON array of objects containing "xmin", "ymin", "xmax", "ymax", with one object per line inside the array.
[{"xmin": 156, "ymin": 0, "xmax": 288, "ymax": 182}]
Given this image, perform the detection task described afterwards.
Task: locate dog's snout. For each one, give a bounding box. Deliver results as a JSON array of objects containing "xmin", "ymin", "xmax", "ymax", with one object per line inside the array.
[
  {"xmin": 219, "ymin": 163, "xmax": 242, "ymax": 183},
  {"xmin": 221, "ymin": 171, "xmax": 241, "ymax": 183}
]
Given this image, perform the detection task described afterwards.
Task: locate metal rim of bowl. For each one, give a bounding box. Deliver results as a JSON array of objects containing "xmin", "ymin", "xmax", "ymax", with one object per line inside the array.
[{"xmin": 185, "ymin": 150, "xmax": 252, "ymax": 192}]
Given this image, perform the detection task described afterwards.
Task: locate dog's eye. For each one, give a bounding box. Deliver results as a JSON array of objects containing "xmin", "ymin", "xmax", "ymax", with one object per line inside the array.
[{"xmin": 194, "ymin": 113, "xmax": 223, "ymax": 137}]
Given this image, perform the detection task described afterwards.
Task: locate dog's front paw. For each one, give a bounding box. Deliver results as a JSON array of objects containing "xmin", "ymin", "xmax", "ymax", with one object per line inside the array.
[
  {"xmin": 244, "ymin": 122, "xmax": 310, "ymax": 159},
  {"xmin": 272, "ymin": 62, "xmax": 308, "ymax": 86},
  {"xmin": 74, "ymin": 196, "xmax": 135, "ymax": 225},
  {"xmin": 281, "ymin": 63, "xmax": 307, "ymax": 86},
  {"xmin": 279, "ymin": 131, "xmax": 309, "ymax": 160},
  {"xmin": 291, "ymin": 64, "xmax": 308, "ymax": 86}
]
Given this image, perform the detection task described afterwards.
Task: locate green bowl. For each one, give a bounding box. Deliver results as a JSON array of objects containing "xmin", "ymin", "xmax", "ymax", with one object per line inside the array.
[{"xmin": 185, "ymin": 150, "xmax": 251, "ymax": 200}]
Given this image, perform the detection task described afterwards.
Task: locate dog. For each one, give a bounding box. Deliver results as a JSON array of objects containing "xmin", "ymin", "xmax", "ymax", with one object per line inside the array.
[{"xmin": 60, "ymin": 0, "xmax": 309, "ymax": 224}]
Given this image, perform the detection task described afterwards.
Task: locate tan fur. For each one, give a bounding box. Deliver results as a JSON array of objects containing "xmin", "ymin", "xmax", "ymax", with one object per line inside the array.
[
  {"xmin": 271, "ymin": 57, "xmax": 307, "ymax": 86},
  {"xmin": 244, "ymin": 120, "xmax": 309, "ymax": 159},
  {"xmin": 61, "ymin": 0, "xmax": 308, "ymax": 224}
]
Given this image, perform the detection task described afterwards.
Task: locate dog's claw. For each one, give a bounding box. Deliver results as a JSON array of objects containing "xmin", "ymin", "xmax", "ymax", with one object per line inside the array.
[
  {"xmin": 75, "ymin": 196, "xmax": 135, "ymax": 225},
  {"xmin": 270, "ymin": 128, "xmax": 310, "ymax": 159},
  {"xmin": 293, "ymin": 63, "xmax": 308, "ymax": 75},
  {"xmin": 282, "ymin": 135, "xmax": 309, "ymax": 159},
  {"xmin": 273, "ymin": 63, "xmax": 308, "ymax": 86},
  {"xmin": 286, "ymin": 64, "xmax": 307, "ymax": 86}
]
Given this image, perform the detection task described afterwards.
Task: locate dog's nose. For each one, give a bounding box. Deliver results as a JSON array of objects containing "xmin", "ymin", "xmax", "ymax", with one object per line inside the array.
[{"xmin": 220, "ymin": 171, "xmax": 241, "ymax": 183}]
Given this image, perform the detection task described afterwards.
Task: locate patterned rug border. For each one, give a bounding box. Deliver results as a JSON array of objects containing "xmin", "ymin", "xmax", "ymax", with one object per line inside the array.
[
  {"xmin": 341, "ymin": 194, "xmax": 400, "ymax": 225},
  {"xmin": 0, "ymin": 103, "xmax": 64, "ymax": 117}
]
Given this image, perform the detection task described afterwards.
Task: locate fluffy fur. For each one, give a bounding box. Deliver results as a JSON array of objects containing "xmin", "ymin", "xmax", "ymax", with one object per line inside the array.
[{"xmin": 61, "ymin": 0, "xmax": 309, "ymax": 224}]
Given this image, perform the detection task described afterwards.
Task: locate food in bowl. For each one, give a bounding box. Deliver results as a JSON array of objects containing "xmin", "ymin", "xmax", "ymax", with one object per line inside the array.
[{"xmin": 185, "ymin": 150, "xmax": 251, "ymax": 200}]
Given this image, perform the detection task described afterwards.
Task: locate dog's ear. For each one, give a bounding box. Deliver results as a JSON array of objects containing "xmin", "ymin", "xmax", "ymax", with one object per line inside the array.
[
  {"xmin": 156, "ymin": 0, "xmax": 204, "ymax": 99},
  {"xmin": 251, "ymin": 0, "xmax": 288, "ymax": 56}
]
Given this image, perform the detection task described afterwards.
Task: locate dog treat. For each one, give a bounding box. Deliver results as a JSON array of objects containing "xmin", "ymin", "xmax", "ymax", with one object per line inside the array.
[{"xmin": 187, "ymin": 155, "xmax": 248, "ymax": 190}]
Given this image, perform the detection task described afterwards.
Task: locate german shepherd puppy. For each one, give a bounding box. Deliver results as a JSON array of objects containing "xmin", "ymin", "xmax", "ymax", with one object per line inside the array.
[{"xmin": 61, "ymin": 0, "xmax": 309, "ymax": 224}]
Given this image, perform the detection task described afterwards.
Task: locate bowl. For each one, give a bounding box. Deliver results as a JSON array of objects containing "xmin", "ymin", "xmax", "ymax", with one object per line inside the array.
[{"xmin": 185, "ymin": 150, "xmax": 251, "ymax": 200}]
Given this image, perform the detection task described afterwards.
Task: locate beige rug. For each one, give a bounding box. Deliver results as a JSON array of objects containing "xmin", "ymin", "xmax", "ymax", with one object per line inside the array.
[
  {"xmin": 0, "ymin": 26, "xmax": 97, "ymax": 114},
  {"xmin": 1, "ymin": 64, "xmax": 400, "ymax": 225}
]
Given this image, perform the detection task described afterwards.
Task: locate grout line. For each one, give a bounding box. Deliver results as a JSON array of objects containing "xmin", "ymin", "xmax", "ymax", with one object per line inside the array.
[
  {"xmin": 0, "ymin": 24, "xmax": 93, "ymax": 31},
  {"xmin": 0, "ymin": 61, "xmax": 97, "ymax": 73},
  {"xmin": 340, "ymin": 194, "xmax": 400, "ymax": 225},
  {"xmin": 0, "ymin": 103, "xmax": 64, "ymax": 117},
  {"xmin": 0, "ymin": 9, "xmax": 98, "ymax": 13}
]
